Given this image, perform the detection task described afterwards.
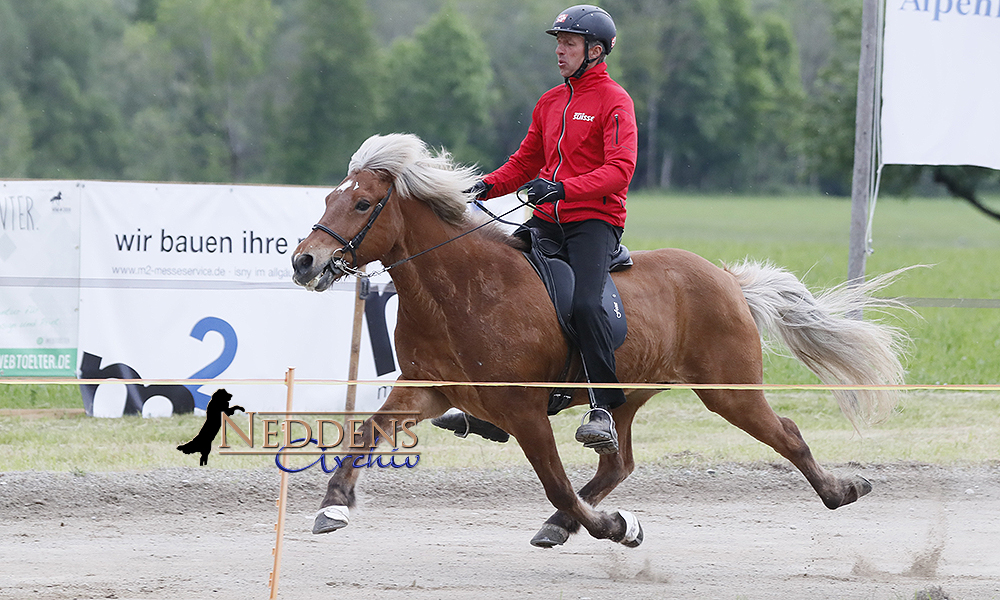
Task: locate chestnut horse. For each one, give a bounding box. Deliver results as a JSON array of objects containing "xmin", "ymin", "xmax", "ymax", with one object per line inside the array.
[{"xmin": 291, "ymin": 133, "xmax": 907, "ymax": 548}]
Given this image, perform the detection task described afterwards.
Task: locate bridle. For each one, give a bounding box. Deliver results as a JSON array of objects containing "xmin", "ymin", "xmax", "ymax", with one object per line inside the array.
[
  {"xmin": 311, "ymin": 183, "xmax": 394, "ymax": 274},
  {"xmin": 309, "ymin": 179, "xmax": 534, "ymax": 280}
]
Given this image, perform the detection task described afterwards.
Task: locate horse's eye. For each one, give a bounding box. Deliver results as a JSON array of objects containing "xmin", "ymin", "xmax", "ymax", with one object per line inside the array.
[{"xmin": 355, "ymin": 200, "xmax": 371, "ymax": 212}]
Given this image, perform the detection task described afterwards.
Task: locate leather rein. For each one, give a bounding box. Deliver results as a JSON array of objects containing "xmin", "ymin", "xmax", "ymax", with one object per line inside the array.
[{"xmin": 310, "ymin": 180, "xmax": 532, "ymax": 280}]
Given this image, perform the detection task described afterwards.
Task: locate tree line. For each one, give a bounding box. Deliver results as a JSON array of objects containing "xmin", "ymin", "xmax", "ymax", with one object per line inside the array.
[{"xmin": 0, "ymin": 0, "xmax": 996, "ymax": 201}]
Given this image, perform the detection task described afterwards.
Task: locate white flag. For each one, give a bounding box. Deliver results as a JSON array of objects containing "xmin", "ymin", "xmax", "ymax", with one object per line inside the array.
[{"xmin": 881, "ymin": 0, "xmax": 1000, "ymax": 169}]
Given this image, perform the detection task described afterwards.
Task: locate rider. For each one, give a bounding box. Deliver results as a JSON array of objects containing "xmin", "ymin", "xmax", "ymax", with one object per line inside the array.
[{"xmin": 433, "ymin": 5, "xmax": 638, "ymax": 455}]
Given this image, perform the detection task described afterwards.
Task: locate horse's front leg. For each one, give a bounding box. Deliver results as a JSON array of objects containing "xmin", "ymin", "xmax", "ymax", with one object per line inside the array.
[
  {"xmin": 508, "ymin": 411, "xmax": 643, "ymax": 548},
  {"xmin": 313, "ymin": 386, "xmax": 449, "ymax": 534},
  {"xmin": 531, "ymin": 396, "xmax": 646, "ymax": 548}
]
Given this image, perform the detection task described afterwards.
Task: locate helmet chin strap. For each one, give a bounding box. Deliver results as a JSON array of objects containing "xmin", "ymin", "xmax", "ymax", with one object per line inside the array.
[{"xmin": 569, "ymin": 39, "xmax": 599, "ymax": 80}]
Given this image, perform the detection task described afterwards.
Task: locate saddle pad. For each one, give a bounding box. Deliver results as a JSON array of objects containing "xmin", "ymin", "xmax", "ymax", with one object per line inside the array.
[{"xmin": 523, "ymin": 250, "xmax": 627, "ymax": 350}]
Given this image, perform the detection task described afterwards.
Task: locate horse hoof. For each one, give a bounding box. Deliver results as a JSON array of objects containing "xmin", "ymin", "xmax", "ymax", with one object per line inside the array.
[
  {"xmin": 312, "ymin": 505, "xmax": 349, "ymax": 534},
  {"xmin": 616, "ymin": 510, "xmax": 643, "ymax": 548},
  {"xmin": 530, "ymin": 523, "xmax": 570, "ymax": 548},
  {"xmin": 852, "ymin": 475, "xmax": 873, "ymax": 500},
  {"xmin": 824, "ymin": 475, "xmax": 874, "ymax": 510}
]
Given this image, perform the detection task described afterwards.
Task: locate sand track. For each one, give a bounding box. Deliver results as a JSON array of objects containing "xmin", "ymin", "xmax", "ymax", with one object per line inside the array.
[{"xmin": 1, "ymin": 463, "xmax": 998, "ymax": 599}]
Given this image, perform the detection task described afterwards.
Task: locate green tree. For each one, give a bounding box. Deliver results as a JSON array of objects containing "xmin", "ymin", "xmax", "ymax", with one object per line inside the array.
[
  {"xmin": 104, "ymin": 19, "xmax": 191, "ymax": 181},
  {"xmin": 277, "ymin": 0, "xmax": 382, "ymax": 185},
  {"xmin": 0, "ymin": 1, "xmax": 32, "ymax": 176},
  {"xmin": 383, "ymin": 7, "xmax": 495, "ymax": 165},
  {"xmin": 604, "ymin": 0, "xmax": 672, "ymax": 188},
  {"xmin": 99, "ymin": 0, "xmax": 279, "ymax": 183},
  {"xmin": 153, "ymin": 0, "xmax": 279, "ymax": 182},
  {"xmin": 612, "ymin": 0, "xmax": 806, "ymax": 191},
  {"xmin": 611, "ymin": 0, "xmax": 739, "ymax": 188},
  {"xmin": 0, "ymin": 89, "xmax": 32, "ymax": 177},
  {"xmin": 709, "ymin": 0, "xmax": 807, "ymax": 190},
  {"xmin": 467, "ymin": 0, "xmax": 566, "ymax": 165},
  {"xmin": 804, "ymin": 0, "xmax": 860, "ymax": 195},
  {"xmin": 751, "ymin": 12, "xmax": 807, "ymax": 189},
  {"xmin": 134, "ymin": 0, "xmax": 159, "ymax": 22},
  {"xmin": 2, "ymin": 0, "xmax": 128, "ymax": 179}
]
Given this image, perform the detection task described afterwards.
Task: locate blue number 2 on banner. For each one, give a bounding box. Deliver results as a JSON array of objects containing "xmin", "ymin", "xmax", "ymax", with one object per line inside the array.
[{"xmin": 185, "ymin": 317, "xmax": 238, "ymax": 410}]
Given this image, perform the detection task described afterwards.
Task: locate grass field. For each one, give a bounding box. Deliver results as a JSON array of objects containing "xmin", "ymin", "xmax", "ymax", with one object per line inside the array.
[
  {"xmin": 1, "ymin": 193, "xmax": 998, "ymax": 471},
  {"xmin": 624, "ymin": 193, "xmax": 1000, "ymax": 387}
]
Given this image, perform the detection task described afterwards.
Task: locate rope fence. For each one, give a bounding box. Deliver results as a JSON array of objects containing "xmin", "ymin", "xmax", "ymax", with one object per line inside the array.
[{"xmin": 1, "ymin": 377, "xmax": 998, "ymax": 392}]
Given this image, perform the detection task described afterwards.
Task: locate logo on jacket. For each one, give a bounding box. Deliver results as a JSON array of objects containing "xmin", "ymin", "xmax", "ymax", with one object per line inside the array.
[{"xmin": 573, "ymin": 112, "xmax": 595, "ymax": 122}]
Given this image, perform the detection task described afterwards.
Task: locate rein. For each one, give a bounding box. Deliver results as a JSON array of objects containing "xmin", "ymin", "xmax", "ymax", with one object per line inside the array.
[{"xmin": 310, "ymin": 182, "xmax": 533, "ymax": 281}]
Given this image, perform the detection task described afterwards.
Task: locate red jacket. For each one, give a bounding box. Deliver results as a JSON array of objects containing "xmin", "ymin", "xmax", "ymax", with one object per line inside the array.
[{"xmin": 484, "ymin": 62, "xmax": 637, "ymax": 228}]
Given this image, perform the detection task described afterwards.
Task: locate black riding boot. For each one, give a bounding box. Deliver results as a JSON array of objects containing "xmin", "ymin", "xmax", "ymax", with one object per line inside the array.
[
  {"xmin": 574, "ymin": 406, "xmax": 618, "ymax": 455},
  {"xmin": 431, "ymin": 411, "xmax": 510, "ymax": 443}
]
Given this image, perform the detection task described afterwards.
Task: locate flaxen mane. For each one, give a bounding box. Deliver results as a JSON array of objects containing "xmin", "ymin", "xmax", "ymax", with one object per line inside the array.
[{"xmin": 348, "ymin": 133, "xmax": 480, "ymax": 227}]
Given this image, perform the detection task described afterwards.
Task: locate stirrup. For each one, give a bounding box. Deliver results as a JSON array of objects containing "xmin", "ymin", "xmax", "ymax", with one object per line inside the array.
[
  {"xmin": 575, "ymin": 407, "xmax": 619, "ymax": 455},
  {"xmin": 456, "ymin": 412, "xmax": 472, "ymax": 438},
  {"xmin": 431, "ymin": 412, "xmax": 510, "ymax": 443}
]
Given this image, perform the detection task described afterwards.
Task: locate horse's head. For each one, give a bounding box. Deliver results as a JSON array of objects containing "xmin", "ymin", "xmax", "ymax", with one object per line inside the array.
[
  {"xmin": 292, "ymin": 168, "xmax": 398, "ymax": 291},
  {"xmin": 292, "ymin": 133, "xmax": 481, "ymax": 292}
]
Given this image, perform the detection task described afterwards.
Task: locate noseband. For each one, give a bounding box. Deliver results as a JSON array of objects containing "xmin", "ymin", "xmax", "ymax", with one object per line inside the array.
[{"xmin": 312, "ymin": 183, "xmax": 395, "ymax": 272}]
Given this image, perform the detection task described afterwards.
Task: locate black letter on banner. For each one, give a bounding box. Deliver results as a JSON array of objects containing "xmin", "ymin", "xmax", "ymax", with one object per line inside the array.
[
  {"xmin": 363, "ymin": 286, "xmax": 397, "ymax": 376},
  {"xmin": 79, "ymin": 352, "xmax": 196, "ymax": 416}
]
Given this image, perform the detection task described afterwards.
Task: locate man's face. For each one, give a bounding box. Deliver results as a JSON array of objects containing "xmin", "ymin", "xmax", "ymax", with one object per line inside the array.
[{"xmin": 555, "ymin": 32, "xmax": 587, "ymax": 78}]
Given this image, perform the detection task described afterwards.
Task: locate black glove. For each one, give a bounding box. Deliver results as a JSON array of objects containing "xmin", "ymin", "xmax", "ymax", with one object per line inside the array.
[
  {"xmin": 464, "ymin": 180, "xmax": 493, "ymax": 200},
  {"xmin": 520, "ymin": 178, "xmax": 565, "ymax": 205}
]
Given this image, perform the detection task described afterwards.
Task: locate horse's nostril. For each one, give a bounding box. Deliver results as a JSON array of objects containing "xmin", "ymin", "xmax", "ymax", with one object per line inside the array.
[{"xmin": 293, "ymin": 253, "xmax": 314, "ymax": 275}]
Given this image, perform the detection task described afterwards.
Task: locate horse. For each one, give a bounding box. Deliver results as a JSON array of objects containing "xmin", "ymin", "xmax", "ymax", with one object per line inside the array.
[{"xmin": 291, "ymin": 133, "xmax": 909, "ymax": 548}]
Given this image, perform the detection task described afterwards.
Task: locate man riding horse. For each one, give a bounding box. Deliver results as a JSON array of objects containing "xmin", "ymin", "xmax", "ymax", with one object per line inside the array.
[{"xmin": 433, "ymin": 4, "xmax": 639, "ymax": 455}]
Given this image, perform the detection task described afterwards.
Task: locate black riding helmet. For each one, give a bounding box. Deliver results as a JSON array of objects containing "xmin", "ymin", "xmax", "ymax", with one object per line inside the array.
[{"xmin": 546, "ymin": 5, "xmax": 617, "ymax": 79}]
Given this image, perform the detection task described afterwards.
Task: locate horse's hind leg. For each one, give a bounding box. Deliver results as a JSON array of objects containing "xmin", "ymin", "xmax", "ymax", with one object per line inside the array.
[
  {"xmin": 531, "ymin": 395, "xmax": 648, "ymax": 548},
  {"xmin": 696, "ymin": 387, "xmax": 870, "ymax": 509},
  {"xmin": 314, "ymin": 387, "xmax": 449, "ymax": 534}
]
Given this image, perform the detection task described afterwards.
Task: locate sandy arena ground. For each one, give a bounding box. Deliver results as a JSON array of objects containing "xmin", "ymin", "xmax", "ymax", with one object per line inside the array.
[{"xmin": 1, "ymin": 462, "xmax": 998, "ymax": 599}]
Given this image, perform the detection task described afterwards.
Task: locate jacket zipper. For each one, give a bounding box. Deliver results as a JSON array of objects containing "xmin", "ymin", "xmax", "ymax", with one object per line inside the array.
[
  {"xmin": 614, "ymin": 113, "xmax": 619, "ymax": 145},
  {"xmin": 553, "ymin": 79, "xmax": 574, "ymax": 182}
]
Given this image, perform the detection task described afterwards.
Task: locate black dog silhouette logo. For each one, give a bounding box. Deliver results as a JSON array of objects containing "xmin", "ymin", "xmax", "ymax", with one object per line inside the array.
[{"xmin": 177, "ymin": 389, "xmax": 244, "ymax": 466}]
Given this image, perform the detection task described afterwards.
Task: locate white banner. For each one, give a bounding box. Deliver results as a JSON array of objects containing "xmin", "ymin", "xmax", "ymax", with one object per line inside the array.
[
  {"xmin": 881, "ymin": 0, "xmax": 1000, "ymax": 169},
  {"xmin": 4, "ymin": 180, "xmax": 529, "ymax": 417},
  {"xmin": 0, "ymin": 181, "xmax": 81, "ymax": 377},
  {"xmin": 74, "ymin": 181, "xmax": 400, "ymax": 416}
]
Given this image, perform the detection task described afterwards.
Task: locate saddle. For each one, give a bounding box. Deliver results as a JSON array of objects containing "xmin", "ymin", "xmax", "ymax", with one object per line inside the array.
[{"xmin": 516, "ymin": 225, "xmax": 632, "ymax": 415}]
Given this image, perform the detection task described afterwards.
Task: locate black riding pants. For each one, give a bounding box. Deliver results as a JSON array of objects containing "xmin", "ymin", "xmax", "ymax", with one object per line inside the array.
[{"xmin": 524, "ymin": 216, "xmax": 627, "ymax": 411}]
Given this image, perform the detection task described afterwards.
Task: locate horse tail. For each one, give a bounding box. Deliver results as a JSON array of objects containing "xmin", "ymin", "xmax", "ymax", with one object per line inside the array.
[{"xmin": 726, "ymin": 259, "xmax": 915, "ymax": 429}]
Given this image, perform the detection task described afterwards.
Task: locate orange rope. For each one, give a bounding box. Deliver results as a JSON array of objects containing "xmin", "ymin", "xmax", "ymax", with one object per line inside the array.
[{"xmin": 1, "ymin": 377, "xmax": 998, "ymax": 392}]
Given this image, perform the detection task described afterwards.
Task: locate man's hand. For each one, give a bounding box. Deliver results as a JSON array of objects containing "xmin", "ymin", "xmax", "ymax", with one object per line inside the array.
[
  {"xmin": 464, "ymin": 180, "xmax": 493, "ymax": 200},
  {"xmin": 520, "ymin": 178, "xmax": 565, "ymax": 205}
]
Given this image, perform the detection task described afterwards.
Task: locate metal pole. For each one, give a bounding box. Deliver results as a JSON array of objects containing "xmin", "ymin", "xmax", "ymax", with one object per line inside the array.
[
  {"xmin": 848, "ymin": 0, "xmax": 880, "ymax": 287},
  {"xmin": 344, "ymin": 269, "xmax": 367, "ymax": 413}
]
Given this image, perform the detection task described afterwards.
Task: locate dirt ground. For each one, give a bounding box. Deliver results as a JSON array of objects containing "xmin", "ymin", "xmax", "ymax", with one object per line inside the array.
[{"xmin": 1, "ymin": 462, "xmax": 998, "ymax": 600}]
